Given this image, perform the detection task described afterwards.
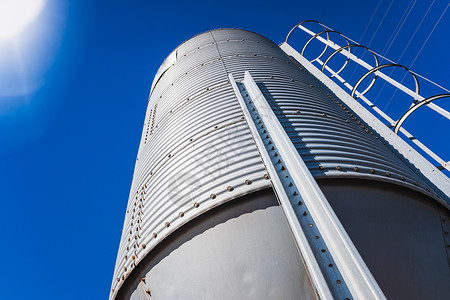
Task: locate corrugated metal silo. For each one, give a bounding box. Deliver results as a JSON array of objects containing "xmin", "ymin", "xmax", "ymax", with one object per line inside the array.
[{"xmin": 110, "ymin": 28, "xmax": 450, "ymax": 300}]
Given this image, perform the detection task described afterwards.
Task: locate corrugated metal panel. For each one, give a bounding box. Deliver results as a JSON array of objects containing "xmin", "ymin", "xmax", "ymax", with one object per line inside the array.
[
  {"xmin": 254, "ymin": 78, "xmax": 435, "ymax": 197},
  {"xmin": 110, "ymin": 28, "xmax": 438, "ymax": 298},
  {"xmin": 110, "ymin": 30, "xmax": 277, "ymax": 299}
]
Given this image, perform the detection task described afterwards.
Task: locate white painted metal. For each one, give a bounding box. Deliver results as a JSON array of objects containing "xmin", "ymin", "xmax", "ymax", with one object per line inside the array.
[
  {"xmin": 229, "ymin": 73, "xmax": 332, "ymax": 300},
  {"xmin": 295, "ymin": 24, "xmax": 450, "ymax": 121},
  {"xmin": 243, "ymin": 70, "xmax": 386, "ymax": 300},
  {"xmin": 280, "ymin": 42, "xmax": 450, "ymax": 206}
]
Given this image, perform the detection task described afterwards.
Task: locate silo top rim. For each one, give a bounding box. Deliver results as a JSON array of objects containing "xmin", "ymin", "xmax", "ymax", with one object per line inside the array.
[
  {"xmin": 149, "ymin": 28, "xmax": 274, "ymax": 95},
  {"xmin": 163, "ymin": 27, "xmax": 270, "ymax": 60}
]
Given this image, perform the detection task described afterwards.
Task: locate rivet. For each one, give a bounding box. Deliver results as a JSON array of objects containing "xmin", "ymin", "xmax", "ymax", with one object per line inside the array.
[
  {"xmin": 142, "ymin": 243, "xmax": 146, "ymax": 249},
  {"xmin": 370, "ymin": 168, "xmax": 375, "ymax": 173},
  {"xmin": 278, "ymin": 159, "xmax": 282, "ymax": 163},
  {"xmin": 165, "ymin": 222, "xmax": 170, "ymax": 228},
  {"xmin": 297, "ymin": 201, "xmax": 303, "ymax": 206},
  {"xmin": 245, "ymin": 179, "xmax": 252, "ymax": 185},
  {"xmin": 281, "ymin": 166, "xmax": 286, "ymax": 170},
  {"xmin": 328, "ymin": 264, "xmax": 333, "ymax": 267},
  {"xmin": 271, "ymin": 146, "xmax": 275, "ymax": 150},
  {"xmin": 296, "ymin": 109, "xmax": 300, "ymax": 113},
  {"xmin": 322, "ymin": 113, "xmax": 326, "ymax": 117},
  {"xmin": 336, "ymin": 165, "xmax": 342, "ymax": 170},
  {"xmin": 401, "ymin": 176, "xmax": 405, "ymax": 181},
  {"xmin": 353, "ymin": 167, "xmax": 359, "ymax": 171},
  {"xmin": 210, "ymin": 194, "xmax": 216, "ymax": 199},
  {"xmin": 336, "ymin": 280, "xmax": 341, "ymax": 284},
  {"xmin": 264, "ymin": 129, "xmax": 267, "ymax": 133},
  {"xmin": 293, "ymin": 191, "xmax": 298, "ymax": 196},
  {"xmin": 303, "ymin": 211, "xmax": 308, "ymax": 216},
  {"xmin": 227, "ymin": 186, "xmax": 234, "ymax": 191},
  {"xmin": 414, "ymin": 181, "xmax": 419, "ymax": 186},
  {"xmin": 263, "ymin": 174, "xmax": 270, "ymax": 179},
  {"xmin": 314, "ymin": 236, "xmax": 319, "ymax": 239},
  {"xmin": 266, "ymin": 134, "xmax": 269, "ymax": 138},
  {"xmin": 319, "ymin": 165, "xmax": 324, "ymax": 170},
  {"xmin": 386, "ymin": 172, "xmax": 391, "ymax": 177},
  {"xmin": 275, "ymin": 152, "xmax": 279, "ymax": 156},
  {"xmin": 345, "ymin": 120, "xmax": 349, "ymax": 123},
  {"xmin": 179, "ymin": 212, "xmax": 184, "ymax": 217},
  {"xmin": 321, "ymin": 249, "xmax": 326, "ymax": 252},
  {"xmin": 117, "ymin": 278, "xmax": 120, "ymax": 282},
  {"xmin": 132, "ymin": 255, "xmax": 135, "ymax": 260},
  {"xmin": 194, "ymin": 202, "xmax": 199, "ymax": 208},
  {"xmin": 426, "ymin": 188, "xmax": 430, "ymax": 192},
  {"xmin": 124, "ymin": 266, "xmax": 127, "ymax": 271},
  {"xmin": 261, "ymin": 125, "xmax": 264, "ymax": 128},
  {"xmin": 288, "ymin": 182, "xmax": 293, "ymax": 187},
  {"xmin": 268, "ymin": 140, "xmax": 272, "ymax": 144}
]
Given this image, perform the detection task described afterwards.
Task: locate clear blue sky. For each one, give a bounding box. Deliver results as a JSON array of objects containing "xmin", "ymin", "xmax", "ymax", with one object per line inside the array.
[{"xmin": 0, "ymin": 1, "xmax": 448, "ymax": 299}]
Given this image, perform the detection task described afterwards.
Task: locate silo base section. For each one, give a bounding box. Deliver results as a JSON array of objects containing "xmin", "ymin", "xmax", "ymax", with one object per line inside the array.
[
  {"xmin": 117, "ymin": 189, "xmax": 318, "ymax": 300},
  {"xmin": 319, "ymin": 179, "xmax": 450, "ymax": 300}
]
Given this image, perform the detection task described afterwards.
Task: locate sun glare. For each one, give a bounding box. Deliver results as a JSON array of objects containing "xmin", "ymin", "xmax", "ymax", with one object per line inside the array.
[{"xmin": 0, "ymin": 0, "xmax": 45, "ymax": 41}]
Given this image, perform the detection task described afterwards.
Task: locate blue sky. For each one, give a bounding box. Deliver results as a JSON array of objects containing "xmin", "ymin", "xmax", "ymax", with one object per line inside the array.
[{"xmin": 0, "ymin": 0, "xmax": 448, "ymax": 299}]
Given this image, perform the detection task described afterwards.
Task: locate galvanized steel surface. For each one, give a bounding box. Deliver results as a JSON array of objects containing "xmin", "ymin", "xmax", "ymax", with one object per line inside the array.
[
  {"xmin": 111, "ymin": 28, "xmax": 440, "ymax": 299},
  {"xmin": 110, "ymin": 29, "xmax": 278, "ymax": 299}
]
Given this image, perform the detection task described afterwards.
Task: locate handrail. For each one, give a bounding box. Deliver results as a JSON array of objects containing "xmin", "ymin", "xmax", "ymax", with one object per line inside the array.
[{"xmin": 284, "ymin": 21, "xmax": 450, "ymax": 172}]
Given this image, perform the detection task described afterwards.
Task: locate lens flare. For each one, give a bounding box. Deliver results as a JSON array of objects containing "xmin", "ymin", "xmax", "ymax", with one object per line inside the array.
[{"xmin": 0, "ymin": 0, "xmax": 45, "ymax": 41}]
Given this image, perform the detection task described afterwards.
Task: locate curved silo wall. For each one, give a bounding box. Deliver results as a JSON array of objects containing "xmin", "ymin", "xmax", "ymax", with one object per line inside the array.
[{"xmin": 110, "ymin": 28, "xmax": 450, "ymax": 299}]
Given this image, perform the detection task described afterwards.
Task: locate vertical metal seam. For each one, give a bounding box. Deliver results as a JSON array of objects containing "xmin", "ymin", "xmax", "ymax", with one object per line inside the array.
[{"xmin": 208, "ymin": 30, "xmax": 229, "ymax": 75}]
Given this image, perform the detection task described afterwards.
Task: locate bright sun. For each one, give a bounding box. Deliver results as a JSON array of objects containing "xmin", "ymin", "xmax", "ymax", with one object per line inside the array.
[{"xmin": 0, "ymin": 0, "xmax": 46, "ymax": 41}]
